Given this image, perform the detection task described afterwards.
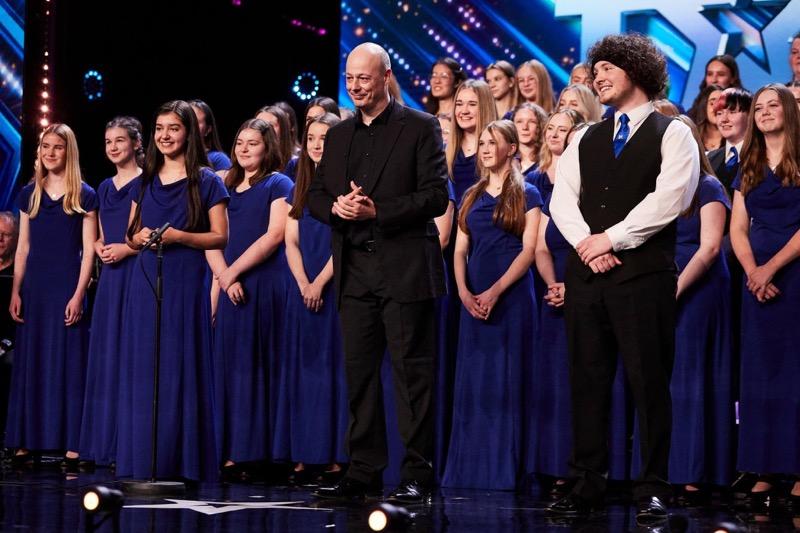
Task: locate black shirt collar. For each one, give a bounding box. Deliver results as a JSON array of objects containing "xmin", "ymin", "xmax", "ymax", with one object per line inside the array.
[{"xmin": 355, "ymin": 97, "xmax": 394, "ymax": 127}]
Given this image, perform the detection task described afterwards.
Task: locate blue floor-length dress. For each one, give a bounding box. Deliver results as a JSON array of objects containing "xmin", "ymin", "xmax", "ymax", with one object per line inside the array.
[
  {"xmin": 213, "ymin": 172, "xmax": 292, "ymax": 464},
  {"xmin": 529, "ymin": 205, "xmax": 633, "ymax": 481},
  {"xmin": 78, "ymin": 176, "xmax": 139, "ymax": 464},
  {"xmin": 5, "ymin": 183, "xmax": 98, "ymax": 452},
  {"xmin": 116, "ymin": 169, "xmax": 228, "ymax": 480},
  {"xmin": 733, "ymin": 168, "xmax": 800, "ymax": 476},
  {"xmin": 630, "ymin": 176, "xmax": 734, "ymax": 485},
  {"xmin": 273, "ymin": 186, "xmax": 347, "ymax": 464},
  {"xmin": 442, "ymin": 183, "xmax": 541, "ymax": 490}
]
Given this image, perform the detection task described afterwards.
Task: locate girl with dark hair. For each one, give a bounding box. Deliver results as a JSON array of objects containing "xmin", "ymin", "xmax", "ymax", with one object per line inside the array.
[
  {"xmin": 274, "ymin": 112, "xmax": 346, "ymax": 484},
  {"xmin": 305, "ymin": 96, "xmax": 341, "ymax": 121},
  {"xmin": 274, "ymin": 101, "xmax": 301, "ymax": 153},
  {"xmin": 511, "ymin": 102, "xmax": 547, "ymax": 175},
  {"xmin": 730, "ymin": 84, "xmax": 800, "ymax": 504},
  {"xmin": 687, "ymin": 55, "xmax": 742, "ymax": 131},
  {"xmin": 447, "ymin": 79, "xmax": 498, "ymax": 203},
  {"xmin": 256, "ymin": 105, "xmax": 299, "ymax": 179},
  {"xmin": 7, "ymin": 124, "xmax": 98, "ymax": 469},
  {"xmin": 425, "ymin": 57, "xmax": 467, "ymax": 118},
  {"xmin": 485, "ymin": 60, "xmax": 519, "ymax": 119},
  {"xmin": 190, "ymin": 99, "xmax": 232, "ymax": 172},
  {"xmin": 116, "ymin": 100, "xmax": 228, "ymax": 481},
  {"xmin": 709, "ymin": 87, "xmax": 753, "ymax": 193},
  {"xmin": 689, "ymin": 84, "xmax": 725, "ymax": 151},
  {"xmin": 442, "ymin": 120, "xmax": 541, "ymax": 489},
  {"xmin": 78, "ymin": 116, "xmax": 143, "ymax": 466},
  {"xmin": 207, "ymin": 117, "xmax": 291, "ymax": 481}
]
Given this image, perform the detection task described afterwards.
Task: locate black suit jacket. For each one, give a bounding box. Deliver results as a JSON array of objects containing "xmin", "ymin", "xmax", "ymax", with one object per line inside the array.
[
  {"xmin": 708, "ymin": 146, "xmax": 738, "ymax": 195},
  {"xmin": 307, "ymin": 102, "xmax": 449, "ymax": 305}
]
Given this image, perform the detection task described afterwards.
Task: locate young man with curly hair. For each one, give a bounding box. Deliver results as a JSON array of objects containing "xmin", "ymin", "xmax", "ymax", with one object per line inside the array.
[{"xmin": 548, "ymin": 33, "xmax": 700, "ymax": 523}]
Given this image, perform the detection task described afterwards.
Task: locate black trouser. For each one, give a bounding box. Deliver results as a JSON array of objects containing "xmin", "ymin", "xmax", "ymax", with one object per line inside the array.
[
  {"xmin": 564, "ymin": 270, "xmax": 676, "ymax": 503},
  {"xmin": 338, "ymin": 248, "xmax": 435, "ymax": 486}
]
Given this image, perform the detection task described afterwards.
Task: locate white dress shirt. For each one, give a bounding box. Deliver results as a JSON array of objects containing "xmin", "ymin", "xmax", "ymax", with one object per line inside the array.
[
  {"xmin": 724, "ymin": 140, "xmax": 743, "ymax": 164},
  {"xmin": 550, "ymin": 101, "xmax": 700, "ymax": 251}
]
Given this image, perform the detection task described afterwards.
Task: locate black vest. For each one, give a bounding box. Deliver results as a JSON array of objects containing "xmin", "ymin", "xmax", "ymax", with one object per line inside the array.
[{"xmin": 570, "ymin": 111, "xmax": 677, "ymax": 283}]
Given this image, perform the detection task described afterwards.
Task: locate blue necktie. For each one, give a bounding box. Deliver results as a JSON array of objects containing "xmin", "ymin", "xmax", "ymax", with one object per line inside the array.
[
  {"xmin": 613, "ymin": 113, "xmax": 630, "ymax": 158},
  {"xmin": 726, "ymin": 146, "xmax": 738, "ymax": 170}
]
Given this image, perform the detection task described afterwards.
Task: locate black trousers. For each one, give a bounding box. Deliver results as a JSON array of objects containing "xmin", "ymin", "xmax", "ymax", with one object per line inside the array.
[
  {"xmin": 564, "ymin": 270, "xmax": 676, "ymax": 502},
  {"xmin": 338, "ymin": 248, "xmax": 435, "ymax": 485}
]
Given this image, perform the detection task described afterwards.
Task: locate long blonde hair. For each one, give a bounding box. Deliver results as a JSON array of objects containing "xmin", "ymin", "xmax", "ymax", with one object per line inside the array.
[
  {"xmin": 538, "ymin": 109, "xmax": 583, "ymax": 172},
  {"xmin": 446, "ymin": 79, "xmax": 497, "ymax": 179},
  {"xmin": 28, "ymin": 123, "xmax": 86, "ymax": 219},
  {"xmin": 458, "ymin": 120, "xmax": 527, "ymax": 237},
  {"xmin": 516, "ymin": 59, "xmax": 555, "ymax": 113},
  {"xmin": 557, "ymin": 83, "xmax": 602, "ymax": 122}
]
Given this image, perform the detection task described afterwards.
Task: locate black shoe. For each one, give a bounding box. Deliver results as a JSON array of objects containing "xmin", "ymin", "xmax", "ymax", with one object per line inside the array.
[
  {"xmin": 546, "ymin": 494, "xmax": 602, "ymax": 517},
  {"xmin": 317, "ymin": 468, "xmax": 346, "ymax": 486},
  {"xmin": 221, "ymin": 463, "xmax": 251, "ymax": 483},
  {"xmin": 549, "ymin": 479, "xmax": 573, "ymax": 499},
  {"xmin": 636, "ymin": 496, "xmax": 669, "ymax": 525},
  {"xmin": 288, "ymin": 468, "xmax": 316, "ymax": 487},
  {"xmin": 312, "ymin": 477, "xmax": 383, "ymax": 502},
  {"xmin": 386, "ymin": 480, "xmax": 431, "ymax": 505},
  {"xmin": 60, "ymin": 455, "xmax": 80, "ymax": 473}
]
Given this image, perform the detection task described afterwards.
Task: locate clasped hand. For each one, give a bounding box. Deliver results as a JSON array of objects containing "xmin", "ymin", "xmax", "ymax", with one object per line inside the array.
[
  {"xmin": 746, "ymin": 263, "xmax": 780, "ymax": 303},
  {"xmin": 331, "ymin": 181, "xmax": 376, "ymax": 221},
  {"xmin": 576, "ymin": 233, "xmax": 622, "ymax": 274}
]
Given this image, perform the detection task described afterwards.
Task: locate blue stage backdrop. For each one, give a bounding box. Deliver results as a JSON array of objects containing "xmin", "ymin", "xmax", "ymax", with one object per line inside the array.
[
  {"xmin": 339, "ymin": 0, "xmax": 799, "ymax": 111},
  {"xmin": 0, "ymin": 0, "xmax": 23, "ymax": 210}
]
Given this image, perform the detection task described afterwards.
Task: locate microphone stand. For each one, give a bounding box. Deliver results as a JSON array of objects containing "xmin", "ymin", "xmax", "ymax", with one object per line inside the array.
[{"xmin": 121, "ymin": 235, "xmax": 184, "ymax": 496}]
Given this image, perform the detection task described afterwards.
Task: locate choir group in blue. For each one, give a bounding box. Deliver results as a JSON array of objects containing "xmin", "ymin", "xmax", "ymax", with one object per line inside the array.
[{"xmin": 4, "ymin": 72, "xmax": 800, "ymax": 503}]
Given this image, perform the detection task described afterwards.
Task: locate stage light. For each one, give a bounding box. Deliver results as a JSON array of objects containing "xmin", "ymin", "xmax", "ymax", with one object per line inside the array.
[
  {"xmin": 713, "ymin": 522, "xmax": 748, "ymax": 533},
  {"xmin": 41, "ymin": 91, "xmax": 48, "ymax": 99},
  {"xmin": 83, "ymin": 69, "xmax": 105, "ymax": 102},
  {"xmin": 82, "ymin": 485, "xmax": 124, "ymax": 514},
  {"xmin": 39, "ymin": 118, "xmax": 48, "ymax": 127},
  {"xmin": 291, "ymin": 72, "xmax": 320, "ymax": 101},
  {"xmin": 40, "ymin": 105, "xmax": 48, "ymax": 113},
  {"xmin": 367, "ymin": 503, "xmax": 411, "ymax": 531}
]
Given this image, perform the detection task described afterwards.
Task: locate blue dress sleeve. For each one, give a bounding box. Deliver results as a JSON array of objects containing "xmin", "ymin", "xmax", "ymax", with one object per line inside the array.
[
  {"xmin": 81, "ymin": 183, "xmax": 99, "ymax": 212},
  {"xmin": 15, "ymin": 184, "xmax": 33, "ymax": 214},
  {"xmin": 731, "ymin": 170, "xmax": 742, "ymax": 192},
  {"xmin": 269, "ymin": 173, "xmax": 294, "ymax": 204},
  {"xmin": 698, "ymin": 175, "xmax": 731, "ymax": 211},
  {"xmin": 201, "ymin": 169, "xmax": 230, "ymax": 210},
  {"xmin": 286, "ymin": 184, "xmax": 296, "ymax": 205},
  {"xmin": 447, "ymin": 180, "xmax": 456, "ymax": 203},
  {"xmin": 283, "ymin": 157, "xmax": 299, "ymax": 180},
  {"xmin": 524, "ymin": 182, "xmax": 543, "ymax": 212},
  {"xmin": 207, "ymin": 151, "xmax": 232, "ymax": 171}
]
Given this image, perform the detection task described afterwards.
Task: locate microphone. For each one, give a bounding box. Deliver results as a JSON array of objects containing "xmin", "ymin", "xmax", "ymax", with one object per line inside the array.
[{"xmin": 142, "ymin": 222, "xmax": 172, "ymax": 250}]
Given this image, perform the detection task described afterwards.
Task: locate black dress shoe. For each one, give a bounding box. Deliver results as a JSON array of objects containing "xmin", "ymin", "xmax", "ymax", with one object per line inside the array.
[
  {"xmin": 312, "ymin": 477, "xmax": 383, "ymax": 502},
  {"xmin": 636, "ymin": 496, "xmax": 669, "ymax": 524},
  {"xmin": 546, "ymin": 494, "xmax": 602, "ymax": 517},
  {"xmin": 386, "ymin": 480, "xmax": 431, "ymax": 504}
]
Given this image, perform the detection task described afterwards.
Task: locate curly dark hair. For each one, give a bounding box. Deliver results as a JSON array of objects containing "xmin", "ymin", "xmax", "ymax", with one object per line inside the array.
[{"xmin": 586, "ymin": 33, "xmax": 667, "ymax": 99}]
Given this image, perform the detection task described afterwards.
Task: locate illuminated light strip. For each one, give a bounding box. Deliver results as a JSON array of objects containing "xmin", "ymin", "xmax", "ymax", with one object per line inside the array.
[{"xmin": 0, "ymin": 56, "xmax": 23, "ymax": 96}]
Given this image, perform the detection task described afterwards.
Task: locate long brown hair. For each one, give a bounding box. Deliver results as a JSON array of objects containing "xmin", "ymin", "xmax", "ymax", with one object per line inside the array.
[
  {"xmin": 485, "ymin": 60, "xmax": 519, "ymax": 108},
  {"xmin": 255, "ymin": 105, "xmax": 294, "ymax": 170},
  {"xmin": 446, "ymin": 79, "xmax": 497, "ymax": 179},
  {"xmin": 516, "ymin": 59, "xmax": 555, "ymax": 113},
  {"xmin": 224, "ymin": 118, "xmax": 282, "ymax": 191},
  {"xmin": 458, "ymin": 120, "xmax": 527, "ymax": 237},
  {"xmin": 289, "ymin": 113, "xmax": 342, "ymax": 219},
  {"xmin": 739, "ymin": 84, "xmax": 800, "ymax": 195},
  {"xmin": 673, "ymin": 115, "xmax": 727, "ymax": 216},
  {"xmin": 126, "ymin": 100, "xmax": 210, "ymax": 240},
  {"xmin": 28, "ymin": 123, "xmax": 86, "ymax": 219}
]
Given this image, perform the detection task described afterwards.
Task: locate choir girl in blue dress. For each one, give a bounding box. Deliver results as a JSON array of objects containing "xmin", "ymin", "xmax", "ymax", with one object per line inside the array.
[
  {"xmin": 511, "ymin": 103, "xmax": 547, "ymax": 176},
  {"xmin": 207, "ymin": 118, "xmax": 292, "ymax": 481},
  {"xmin": 442, "ymin": 120, "xmax": 541, "ymax": 490},
  {"xmin": 664, "ymin": 116, "xmax": 734, "ymax": 498},
  {"xmin": 256, "ymin": 105, "xmax": 298, "ymax": 179},
  {"xmin": 516, "ymin": 60, "xmax": 555, "ymax": 113},
  {"xmin": 277, "ymin": 112, "xmax": 345, "ymax": 484},
  {"xmin": 190, "ymin": 100, "xmax": 231, "ymax": 171},
  {"xmin": 447, "ymin": 79, "xmax": 497, "ymax": 204},
  {"xmin": 525, "ymin": 109, "xmax": 583, "ymax": 207},
  {"xmin": 485, "ymin": 60, "xmax": 518, "ymax": 119},
  {"xmin": 730, "ymin": 84, "xmax": 800, "ymax": 504},
  {"xmin": 6, "ymin": 124, "xmax": 98, "ymax": 469},
  {"xmin": 78, "ymin": 116, "xmax": 143, "ymax": 466},
  {"xmin": 425, "ymin": 57, "xmax": 467, "ymax": 119},
  {"xmin": 116, "ymin": 100, "xmax": 228, "ymax": 481}
]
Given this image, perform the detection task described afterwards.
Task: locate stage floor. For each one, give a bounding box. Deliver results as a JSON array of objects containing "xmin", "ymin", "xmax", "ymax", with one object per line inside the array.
[{"xmin": 1, "ymin": 466, "xmax": 798, "ymax": 532}]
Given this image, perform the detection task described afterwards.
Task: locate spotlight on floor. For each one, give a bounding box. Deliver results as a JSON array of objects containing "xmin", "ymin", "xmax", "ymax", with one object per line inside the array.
[
  {"xmin": 368, "ymin": 503, "xmax": 411, "ymax": 531},
  {"xmin": 82, "ymin": 485, "xmax": 123, "ymax": 533}
]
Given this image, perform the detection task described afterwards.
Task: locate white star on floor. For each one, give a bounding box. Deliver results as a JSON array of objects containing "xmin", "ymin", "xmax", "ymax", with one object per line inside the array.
[{"xmin": 124, "ymin": 499, "xmax": 332, "ymax": 515}]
